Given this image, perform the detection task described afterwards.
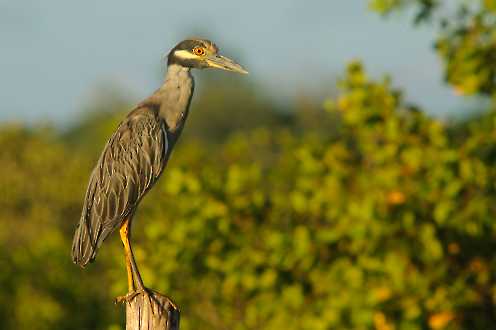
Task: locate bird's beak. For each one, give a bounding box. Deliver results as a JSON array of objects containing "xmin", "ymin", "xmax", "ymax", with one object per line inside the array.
[{"xmin": 205, "ymin": 54, "xmax": 248, "ymax": 74}]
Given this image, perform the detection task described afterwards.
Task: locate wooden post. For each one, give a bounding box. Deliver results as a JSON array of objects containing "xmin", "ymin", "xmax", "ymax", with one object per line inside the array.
[{"xmin": 122, "ymin": 288, "xmax": 180, "ymax": 330}]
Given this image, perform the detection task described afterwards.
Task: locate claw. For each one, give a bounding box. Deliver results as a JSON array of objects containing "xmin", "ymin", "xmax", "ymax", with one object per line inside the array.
[
  {"xmin": 114, "ymin": 290, "xmax": 141, "ymax": 305},
  {"xmin": 115, "ymin": 288, "xmax": 156, "ymax": 314}
]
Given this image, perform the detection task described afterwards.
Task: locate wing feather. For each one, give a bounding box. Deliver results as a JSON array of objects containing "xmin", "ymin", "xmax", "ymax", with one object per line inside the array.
[{"xmin": 72, "ymin": 107, "xmax": 168, "ymax": 267}]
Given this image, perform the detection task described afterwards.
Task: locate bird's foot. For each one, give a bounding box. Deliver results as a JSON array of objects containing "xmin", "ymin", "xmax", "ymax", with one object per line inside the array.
[
  {"xmin": 114, "ymin": 290, "xmax": 141, "ymax": 304},
  {"xmin": 114, "ymin": 288, "xmax": 155, "ymax": 313}
]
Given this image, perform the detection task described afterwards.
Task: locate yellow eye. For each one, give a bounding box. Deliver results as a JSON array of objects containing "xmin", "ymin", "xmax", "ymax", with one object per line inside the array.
[{"xmin": 193, "ymin": 47, "xmax": 206, "ymax": 56}]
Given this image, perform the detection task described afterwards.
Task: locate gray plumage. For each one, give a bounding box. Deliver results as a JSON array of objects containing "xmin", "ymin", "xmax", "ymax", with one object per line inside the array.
[
  {"xmin": 72, "ymin": 64, "xmax": 193, "ymax": 266},
  {"xmin": 71, "ymin": 38, "xmax": 247, "ymax": 269}
]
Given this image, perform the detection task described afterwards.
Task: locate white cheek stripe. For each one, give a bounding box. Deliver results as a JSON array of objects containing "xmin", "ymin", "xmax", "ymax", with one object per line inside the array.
[{"xmin": 174, "ymin": 50, "xmax": 200, "ymax": 60}]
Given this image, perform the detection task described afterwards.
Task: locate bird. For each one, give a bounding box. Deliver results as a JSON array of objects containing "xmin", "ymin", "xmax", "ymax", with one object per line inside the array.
[{"xmin": 71, "ymin": 38, "xmax": 248, "ymax": 300}]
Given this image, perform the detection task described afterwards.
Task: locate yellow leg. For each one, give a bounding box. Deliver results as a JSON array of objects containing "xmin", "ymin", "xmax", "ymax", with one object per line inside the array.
[
  {"xmin": 120, "ymin": 218, "xmax": 135, "ymax": 292},
  {"xmin": 115, "ymin": 218, "xmax": 150, "ymax": 307}
]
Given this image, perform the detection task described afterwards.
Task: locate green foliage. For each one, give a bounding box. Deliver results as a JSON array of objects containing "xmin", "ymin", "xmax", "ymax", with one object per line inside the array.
[
  {"xmin": 3, "ymin": 3, "xmax": 496, "ymax": 328},
  {"xmin": 436, "ymin": 4, "xmax": 496, "ymax": 98},
  {"xmin": 369, "ymin": 0, "xmax": 439, "ymax": 23},
  {"xmin": 370, "ymin": 0, "xmax": 496, "ymax": 100},
  {"xmin": 0, "ymin": 126, "xmax": 121, "ymax": 329},
  {"xmin": 2, "ymin": 61, "xmax": 496, "ymax": 329}
]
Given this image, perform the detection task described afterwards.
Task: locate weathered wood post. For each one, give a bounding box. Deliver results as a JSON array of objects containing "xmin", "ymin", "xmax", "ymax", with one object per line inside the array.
[{"xmin": 121, "ymin": 289, "xmax": 180, "ymax": 330}]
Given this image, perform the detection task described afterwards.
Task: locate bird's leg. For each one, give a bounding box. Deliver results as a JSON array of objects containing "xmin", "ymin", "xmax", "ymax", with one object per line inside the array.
[
  {"xmin": 115, "ymin": 218, "xmax": 142, "ymax": 304},
  {"xmin": 119, "ymin": 218, "xmax": 135, "ymax": 292},
  {"xmin": 126, "ymin": 232, "xmax": 155, "ymax": 313},
  {"xmin": 115, "ymin": 218, "xmax": 152, "ymax": 309}
]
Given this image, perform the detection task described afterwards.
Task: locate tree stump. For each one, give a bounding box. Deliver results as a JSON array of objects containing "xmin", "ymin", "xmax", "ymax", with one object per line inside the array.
[{"xmin": 123, "ymin": 289, "xmax": 180, "ymax": 330}]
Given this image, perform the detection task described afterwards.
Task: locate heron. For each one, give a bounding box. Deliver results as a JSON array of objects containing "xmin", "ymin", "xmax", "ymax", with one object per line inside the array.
[{"xmin": 71, "ymin": 38, "xmax": 248, "ymax": 300}]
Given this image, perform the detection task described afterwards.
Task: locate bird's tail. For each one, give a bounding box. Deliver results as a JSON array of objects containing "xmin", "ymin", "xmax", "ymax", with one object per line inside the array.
[
  {"xmin": 72, "ymin": 172, "xmax": 105, "ymax": 267},
  {"xmin": 71, "ymin": 217, "xmax": 99, "ymax": 268}
]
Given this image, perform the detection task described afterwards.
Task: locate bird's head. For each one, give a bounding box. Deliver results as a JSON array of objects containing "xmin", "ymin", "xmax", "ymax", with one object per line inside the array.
[{"xmin": 167, "ymin": 38, "xmax": 248, "ymax": 74}]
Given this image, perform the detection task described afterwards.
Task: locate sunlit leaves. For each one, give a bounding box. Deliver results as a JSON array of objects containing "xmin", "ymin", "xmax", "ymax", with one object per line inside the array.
[
  {"xmin": 2, "ymin": 60, "xmax": 496, "ymax": 329},
  {"xmin": 370, "ymin": 0, "xmax": 496, "ymax": 101}
]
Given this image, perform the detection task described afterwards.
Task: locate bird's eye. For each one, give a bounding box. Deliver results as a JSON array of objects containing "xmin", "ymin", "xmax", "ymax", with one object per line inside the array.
[{"xmin": 193, "ymin": 47, "xmax": 206, "ymax": 56}]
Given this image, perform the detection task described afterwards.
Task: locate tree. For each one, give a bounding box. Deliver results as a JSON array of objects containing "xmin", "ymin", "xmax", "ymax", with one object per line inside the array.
[{"xmin": 370, "ymin": 0, "xmax": 496, "ymax": 100}]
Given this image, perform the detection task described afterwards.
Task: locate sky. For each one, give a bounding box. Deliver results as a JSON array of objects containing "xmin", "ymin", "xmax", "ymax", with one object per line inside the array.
[{"xmin": 0, "ymin": 0, "xmax": 480, "ymax": 124}]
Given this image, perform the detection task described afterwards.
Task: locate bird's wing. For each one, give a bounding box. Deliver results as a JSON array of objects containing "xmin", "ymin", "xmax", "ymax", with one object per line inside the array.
[{"xmin": 72, "ymin": 106, "xmax": 168, "ymax": 266}]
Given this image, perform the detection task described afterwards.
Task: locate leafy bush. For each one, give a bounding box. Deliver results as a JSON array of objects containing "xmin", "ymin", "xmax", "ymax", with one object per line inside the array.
[
  {"xmin": 2, "ymin": 61, "xmax": 496, "ymax": 329},
  {"xmin": 370, "ymin": 0, "xmax": 496, "ymax": 99},
  {"xmin": 2, "ymin": 2, "xmax": 496, "ymax": 328}
]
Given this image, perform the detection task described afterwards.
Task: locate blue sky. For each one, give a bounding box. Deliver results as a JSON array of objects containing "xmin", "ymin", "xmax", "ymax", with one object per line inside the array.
[{"xmin": 0, "ymin": 0, "xmax": 479, "ymax": 124}]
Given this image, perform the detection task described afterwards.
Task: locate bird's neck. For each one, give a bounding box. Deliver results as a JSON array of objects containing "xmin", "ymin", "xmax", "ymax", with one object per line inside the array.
[{"xmin": 156, "ymin": 64, "xmax": 195, "ymax": 132}]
